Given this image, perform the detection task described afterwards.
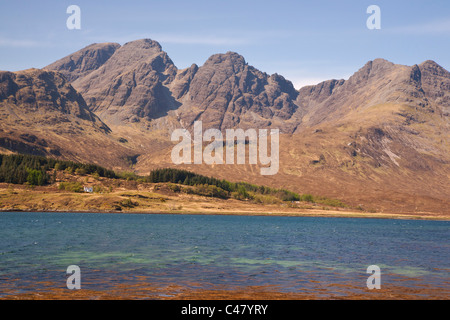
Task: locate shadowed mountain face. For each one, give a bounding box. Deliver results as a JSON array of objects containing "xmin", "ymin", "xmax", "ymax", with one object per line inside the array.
[
  {"xmin": 0, "ymin": 68, "xmax": 107, "ymax": 127},
  {"xmin": 418, "ymin": 60, "xmax": 450, "ymax": 116},
  {"xmin": 68, "ymin": 39, "xmax": 180, "ymax": 125},
  {"xmin": 2, "ymin": 38, "xmax": 449, "ymax": 214},
  {"xmin": 44, "ymin": 42, "xmax": 121, "ymax": 82},
  {"xmin": 0, "ymin": 69, "xmax": 131, "ymax": 166},
  {"xmin": 173, "ymin": 52, "xmax": 300, "ymax": 132}
]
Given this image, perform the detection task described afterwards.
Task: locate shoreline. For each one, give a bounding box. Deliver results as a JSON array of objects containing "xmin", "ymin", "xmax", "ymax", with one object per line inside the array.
[
  {"xmin": 1, "ymin": 183, "xmax": 448, "ymax": 221},
  {"xmin": 1, "ymin": 208, "xmax": 449, "ymax": 221},
  {"xmin": 1, "ymin": 281, "xmax": 448, "ymax": 300}
]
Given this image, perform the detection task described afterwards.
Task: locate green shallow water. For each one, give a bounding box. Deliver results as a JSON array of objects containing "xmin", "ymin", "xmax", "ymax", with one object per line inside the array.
[{"xmin": 0, "ymin": 212, "xmax": 449, "ymax": 297}]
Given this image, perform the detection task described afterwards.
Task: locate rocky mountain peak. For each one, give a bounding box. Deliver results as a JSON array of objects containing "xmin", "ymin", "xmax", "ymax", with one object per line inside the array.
[
  {"xmin": 45, "ymin": 42, "xmax": 120, "ymax": 82},
  {"xmin": 63, "ymin": 39, "xmax": 178, "ymax": 124},
  {"xmin": 42, "ymin": 41, "xmax": 450, "ymax": 130},
  {"xmin": 122, "ymin": 38, "xmax": 162, "ymax": 51},
  {"xmin": 419, "ymin": 60, "xmax": 449, "ymax": 77},
  {"xmin": 418, "ymin": 60, "xmax": 450, "ymax": 116},
  {"xmin": 269, "ymin": 73, "xmax": 298, "ymax": 99},
  {"xmin": 345, "ymin": 58, "xmax": 395, "ymax": 86},
  {"xmin": 91, "ymin": 39, "xmax": 173, "ymax": 74},
  {"xmin": 173, "ymin": 51, "xmax": 301, "ymax": 132},
  {"xmin": 295, "ymin": 58, "xmax": 449, "ymax": 128},
  {"xmin": 203, "ymin": 51, "xmax": 247, "ymax": 73}
]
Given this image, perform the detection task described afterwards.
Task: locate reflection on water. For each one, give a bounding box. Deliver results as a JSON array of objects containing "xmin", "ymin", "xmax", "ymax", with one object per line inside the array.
[{"xmin": 0, "ymin": 212, "xmax": 449, "ymax": 299}]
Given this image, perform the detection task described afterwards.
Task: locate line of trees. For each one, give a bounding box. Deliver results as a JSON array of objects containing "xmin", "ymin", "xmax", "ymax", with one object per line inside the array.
[
  {"xmin": 0, "ymin": 154, "xmax": 348, "ymax": 207},
  {"xmin": 147, "ymin": 168, "xmax": 300, "ymax": 201},
  {"xmin": 0, "ymin": 154, "xmax": 300, "ymax": 201},
  {"xmin": 0, "ymin": 154, "xmax": 116, "ymax": 185},
  {"xmin": 0, "ymin": 154, "xmax": 329, "ymax": 205}
]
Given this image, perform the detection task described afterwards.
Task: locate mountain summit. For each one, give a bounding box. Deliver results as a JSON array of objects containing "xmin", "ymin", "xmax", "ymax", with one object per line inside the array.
[
  {"xmin": 173, "ymin": 51, "xmax": 300, "ymax": 131},
  {"xmin": 46, "ymin": 40, "xmax": 302, "ymax": 132},
  {"xmin": 62, "ymin": 39, "xmax": 179, "ymax": 125},
  {"xmin": 45, "ymin": 40, "xmax": 449, "ymax": 134},
  {"xmin": 44, "ymin": 42, "xmax": 120, "ymax": 82}
]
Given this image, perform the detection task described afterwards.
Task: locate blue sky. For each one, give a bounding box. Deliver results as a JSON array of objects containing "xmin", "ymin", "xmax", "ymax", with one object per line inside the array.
[{"xmin": 1, "ymin": 0, "xmax": 449, "ymax": 89}]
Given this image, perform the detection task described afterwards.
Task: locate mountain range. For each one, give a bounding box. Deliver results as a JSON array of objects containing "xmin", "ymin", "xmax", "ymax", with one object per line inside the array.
[{"xmin": 1, "ymin": 38, "xmax": 449, "ymax": 214}]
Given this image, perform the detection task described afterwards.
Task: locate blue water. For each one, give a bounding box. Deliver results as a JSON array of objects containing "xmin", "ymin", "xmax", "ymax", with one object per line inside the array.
[{"xmin": 0, "ymin": 212, "xmax": 449, "ymax": 298}]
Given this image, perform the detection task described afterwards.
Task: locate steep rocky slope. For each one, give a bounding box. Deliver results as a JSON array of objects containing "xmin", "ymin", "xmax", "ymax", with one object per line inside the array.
[
  {"xmin": 47, "ymin": 40, "xmax": 302, "ymax": 132},
  {"xmin": 0, "ymin": 68, "xmax": 133, "ymax": 167},
  {"xmin": 172, "ymin": 51, "xmax": 301, "ymax": 132},
  {"xmin": 69, "ymin": 39, "xmax": 179, "ymax": 125},
  {"xmin": 44, "ymin": 42, "xmax": 120, "ymax": 82}
]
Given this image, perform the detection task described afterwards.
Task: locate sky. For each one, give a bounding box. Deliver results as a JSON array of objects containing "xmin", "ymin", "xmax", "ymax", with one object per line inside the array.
[{"xmin": 1, "ymin": 0, "xmax": 450, "ymax": 89}]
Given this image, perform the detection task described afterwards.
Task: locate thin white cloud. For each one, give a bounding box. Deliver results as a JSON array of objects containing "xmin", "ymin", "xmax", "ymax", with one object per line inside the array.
[
  {"xmin": 0, "ymin": 37, "xmax": 41, "ymax": 48},
  {"xmin": 289, "ymin": 76, "xmax": 352, "ymax": 90},
  {"xmin": 151, "ymin": 34, "xmax": 251, "ymax": 46},
  {"xmin": 390, "ymin": 19, "xmax": 450, "ymax": 35},
  {"xmin": 87, "ymin": 33, "xmax": 256, "ymax": 47},
  {"xmin": 87, "ymin": 28, "xmax": 292, "ymax": 47},
  {"xmin": 277, "ymin": 65, "xmax": 352, "ymax": 90},
  {"xmin": 290, "ymin": 78, "xmax": 331, "ymax": 90},
  {"xmin": 156, "ymin": 29, "xmax": 292, "ymax": 46}
]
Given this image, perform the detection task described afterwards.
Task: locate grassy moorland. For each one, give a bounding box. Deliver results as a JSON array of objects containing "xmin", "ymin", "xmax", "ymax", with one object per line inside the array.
[{"xmin": 0, "ymin": 154, "xmax": 447, "ymax": 220}]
